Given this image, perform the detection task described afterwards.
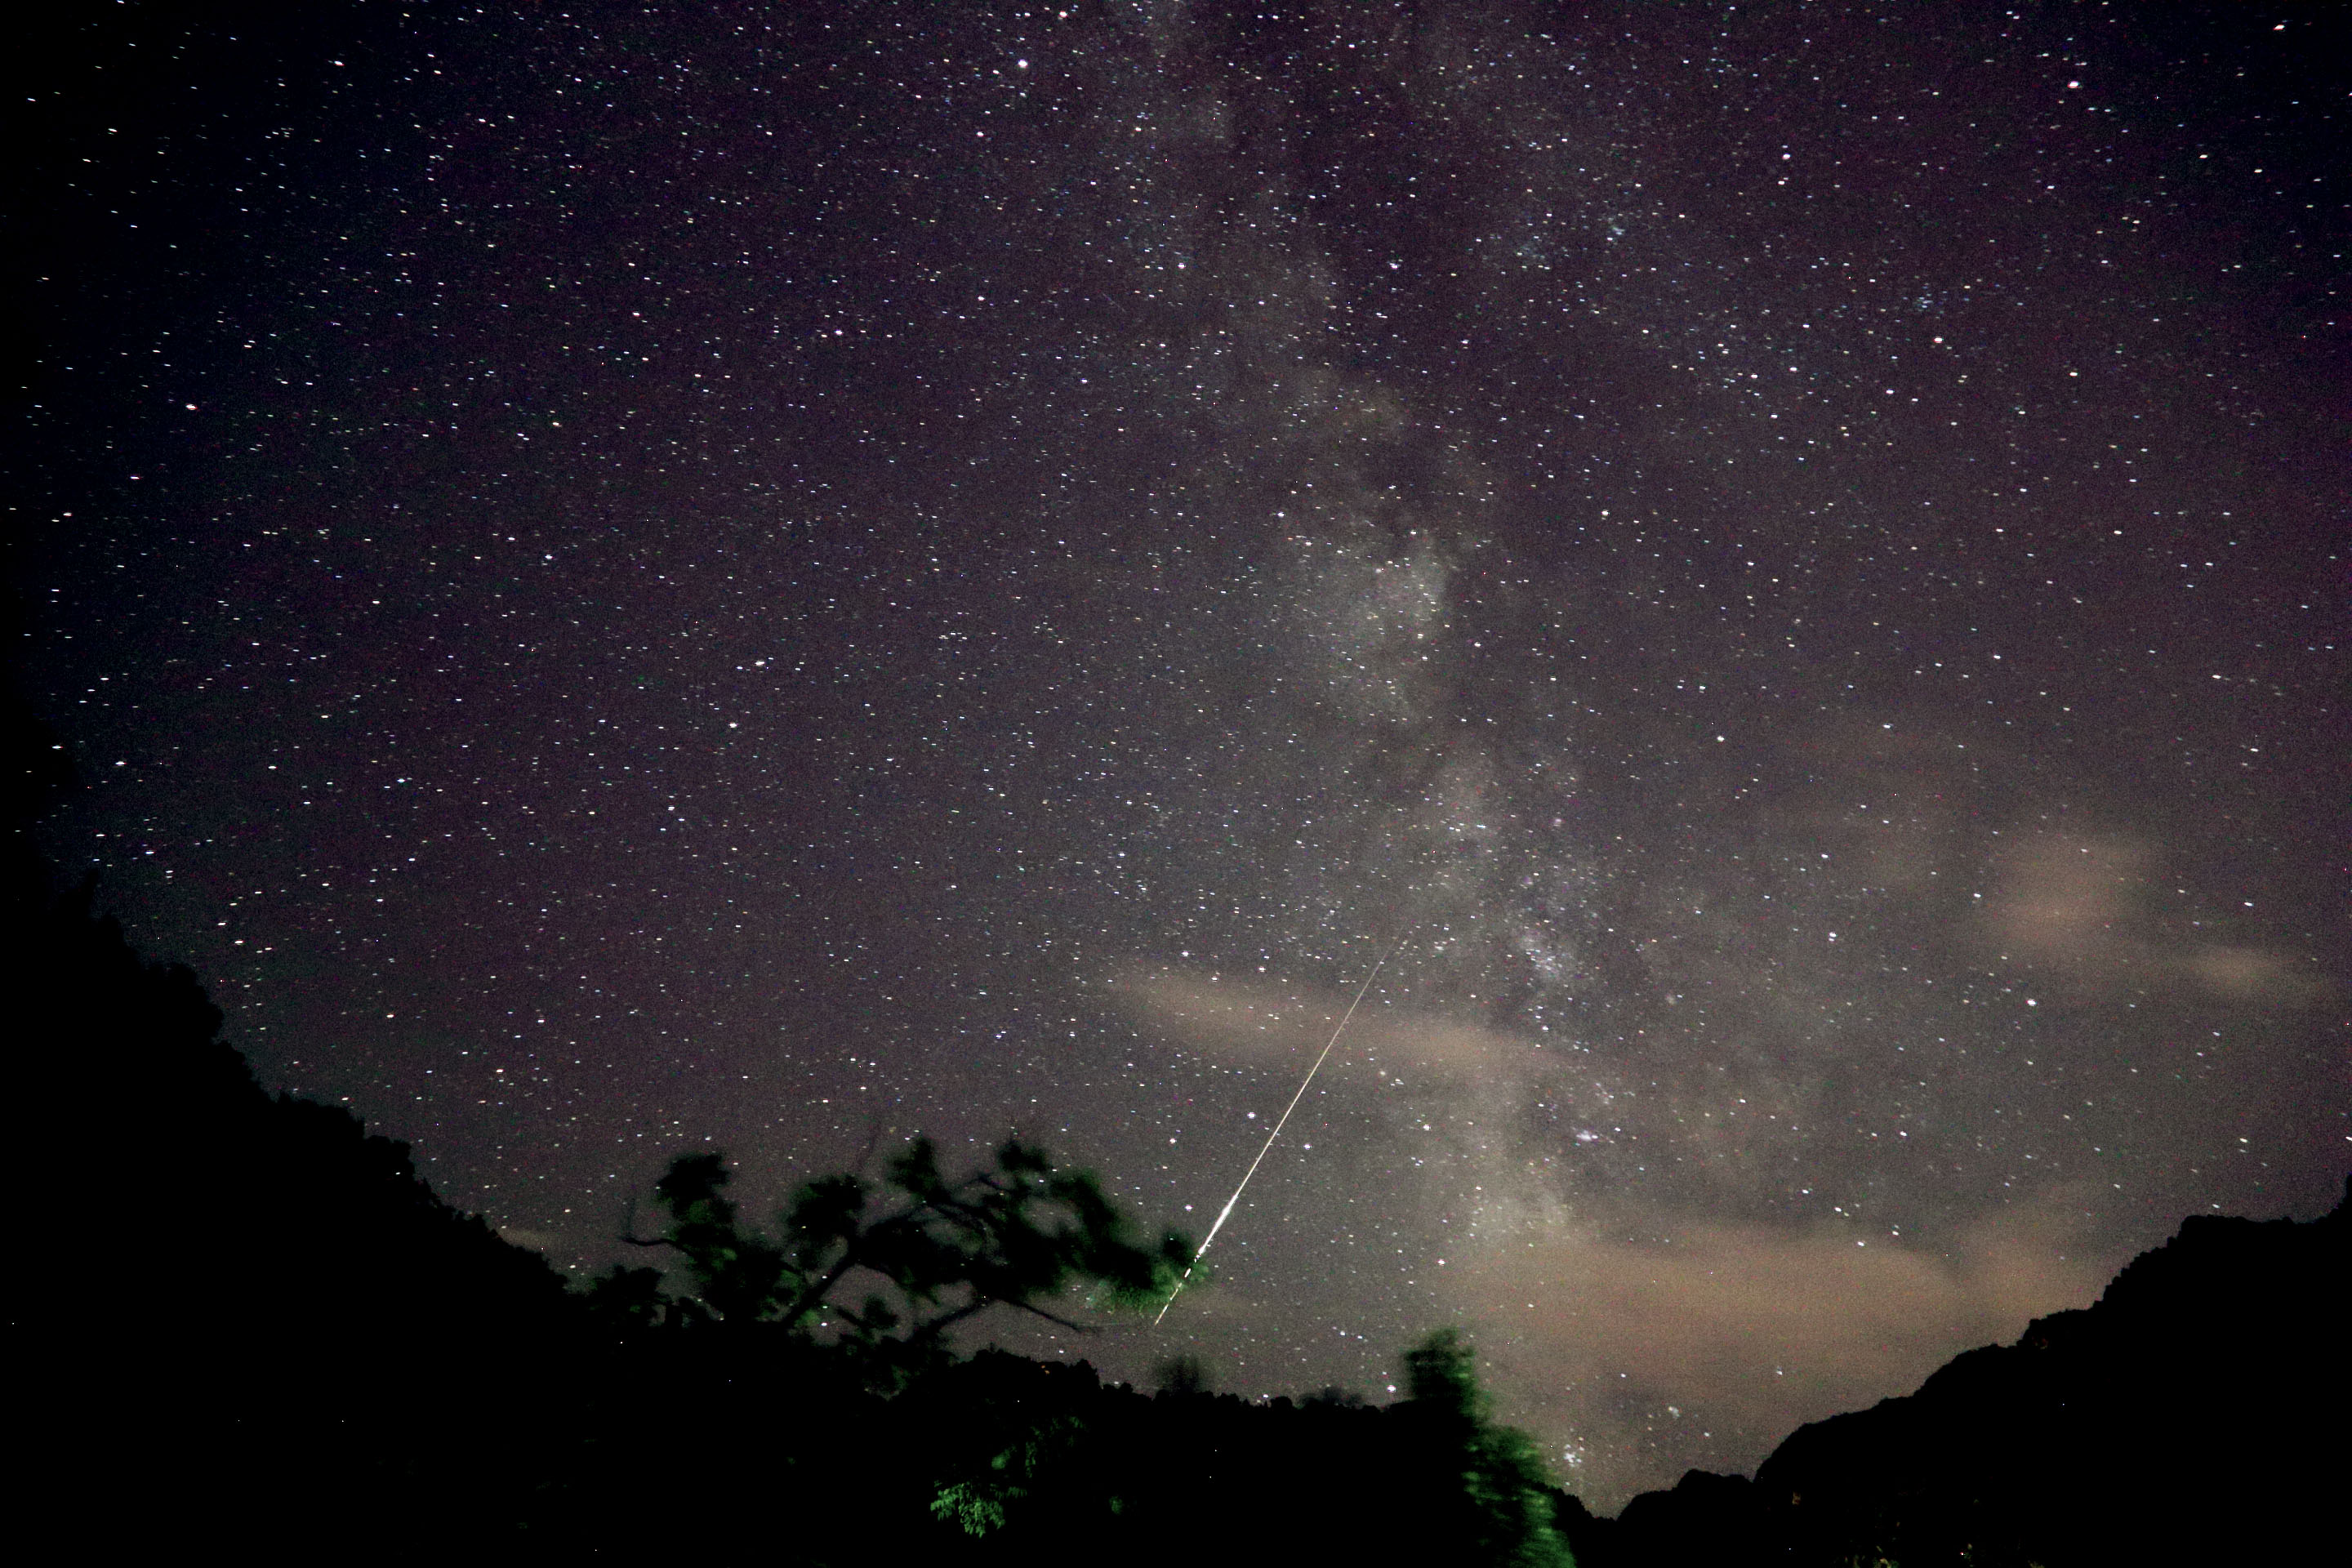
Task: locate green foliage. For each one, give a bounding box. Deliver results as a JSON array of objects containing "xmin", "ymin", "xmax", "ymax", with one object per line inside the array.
[
  {"xmin": 929, "ymin": 1479, "xmax": 1011, "ymax": 1538},
  {"xmin": 1399, "ymin": 1329, "xmax": 1579, "ymax": 1568},
  {"xmin": 929, "ymin": 1410, "xmax": 1085, "ymax": 1537},
  {"xmin": 591, "ymin": 1136, "xmax": 1194, "ymax": 1382}
]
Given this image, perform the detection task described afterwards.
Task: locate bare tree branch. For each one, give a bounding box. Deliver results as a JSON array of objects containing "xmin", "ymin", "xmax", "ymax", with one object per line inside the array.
[{"xmin": 1006, "ymin": 1298, "xmax": 1094, "ymax": 1334}]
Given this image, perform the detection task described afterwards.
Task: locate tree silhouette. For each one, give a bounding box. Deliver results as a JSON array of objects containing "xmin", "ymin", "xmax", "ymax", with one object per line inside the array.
[
  {"xmin": 597, "ymin": 1137, "xmax": 1194, "ymax": 1381},
  {"xmin": 1396, "ymin": 1328, "xmax": 1579, "ymax": 1568}
]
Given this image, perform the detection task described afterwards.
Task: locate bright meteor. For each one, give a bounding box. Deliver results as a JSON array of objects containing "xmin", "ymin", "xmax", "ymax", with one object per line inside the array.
[{"xmin": 1155, "ymin": 929, "xmax": 1413, "ymax": 1326}]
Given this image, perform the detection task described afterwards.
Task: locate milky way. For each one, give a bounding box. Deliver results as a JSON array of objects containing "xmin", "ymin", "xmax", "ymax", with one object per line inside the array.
[{"xmin": 19, "ymin": 2, "xmax": 2345, "ymax": 1504}]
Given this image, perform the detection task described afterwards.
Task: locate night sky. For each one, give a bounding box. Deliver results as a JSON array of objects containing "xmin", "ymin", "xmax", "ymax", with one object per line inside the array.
[{"xmin": 15, "ymin": 1, "xmax": 2346, "ymax": 1506}]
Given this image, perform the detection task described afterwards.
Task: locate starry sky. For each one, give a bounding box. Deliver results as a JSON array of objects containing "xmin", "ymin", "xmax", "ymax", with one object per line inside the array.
[{"xmin": 14, "ymin": 0, "xmax": 2347, "ymax": 1507}]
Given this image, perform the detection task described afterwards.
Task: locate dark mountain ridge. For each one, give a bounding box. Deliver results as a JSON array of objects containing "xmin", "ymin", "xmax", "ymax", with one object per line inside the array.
[
  {"xmin": 8, "ymin": 790, "xmax": 2341, "ymax": 1560},
  {"xmin": 1573, "ymin": 1182, "xmax": 2348, "ymax": 1566}
]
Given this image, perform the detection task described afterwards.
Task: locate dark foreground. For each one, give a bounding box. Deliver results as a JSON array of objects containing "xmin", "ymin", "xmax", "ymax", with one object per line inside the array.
[{"xmin": 11, "ymin": 869, "xmax": 2344, "ymax": 1563}]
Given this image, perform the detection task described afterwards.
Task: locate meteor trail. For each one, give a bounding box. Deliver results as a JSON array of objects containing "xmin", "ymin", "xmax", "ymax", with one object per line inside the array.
[{"xmin": 1155, "ymin": 929, "xmax": 1412, "ymax": 1325}]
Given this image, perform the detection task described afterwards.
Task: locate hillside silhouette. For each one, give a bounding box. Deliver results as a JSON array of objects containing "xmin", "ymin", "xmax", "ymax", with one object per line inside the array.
[
  {"xmin": 8, "ymin": 647, "xmax": 2343, "ymax": 1561},
  {"xmin": 1569, "ymin": 1183, "xmax": 2348, "ymax": 1567},
  {"xmin": 18, "ymin": 840, "xmax": 2342, "ymax": 1561},
  {"xmin": 5, "ymin": 852, "xmax": 1575, "ymax": 1561},
  {"xmin": 7, "ymin": 878, "xmax": 583, "ymax": 1547}
]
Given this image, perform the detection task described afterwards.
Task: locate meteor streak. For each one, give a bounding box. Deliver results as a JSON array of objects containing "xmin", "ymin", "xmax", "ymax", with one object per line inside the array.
[{"xmin": 1155, "ymin": 929, "xmax": 1412, "ymax": 1325}]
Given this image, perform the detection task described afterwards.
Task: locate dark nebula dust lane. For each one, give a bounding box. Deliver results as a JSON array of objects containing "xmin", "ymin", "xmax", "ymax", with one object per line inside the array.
[{"xmin": 15, "ymin": 1, "xmax": 2345, "ymax": 1506}]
